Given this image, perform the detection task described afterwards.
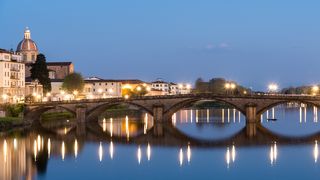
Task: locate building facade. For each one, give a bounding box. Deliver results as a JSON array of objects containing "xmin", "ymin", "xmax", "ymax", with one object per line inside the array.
[
  {"xmin": 151, "ymin": 79, "xmax": 192, "ymax": 95},
  {"xmin": 84, "ymin": 77, "xmax": 122, "ymax": 99},
  {"xmin": 0, "ymin": 49, "xmax": 25, "ymax": 103}
]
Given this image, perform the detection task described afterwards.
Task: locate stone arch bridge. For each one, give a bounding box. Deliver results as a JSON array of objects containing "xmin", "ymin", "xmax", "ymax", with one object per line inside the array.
[{"xmin": 24, "ymin": 93, "xmax": 320, "ymax": 125}]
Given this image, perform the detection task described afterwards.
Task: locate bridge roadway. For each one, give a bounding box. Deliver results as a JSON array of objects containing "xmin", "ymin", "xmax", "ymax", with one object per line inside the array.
[{"xmin": 24, "ymin": 93, "xmax": 320, "ymax": 126}]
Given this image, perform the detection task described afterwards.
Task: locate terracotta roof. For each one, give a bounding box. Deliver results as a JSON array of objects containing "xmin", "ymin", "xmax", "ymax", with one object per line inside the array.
[{"xmin": 16, "ymin": 39, "xmax": 38, "ymax": 52}]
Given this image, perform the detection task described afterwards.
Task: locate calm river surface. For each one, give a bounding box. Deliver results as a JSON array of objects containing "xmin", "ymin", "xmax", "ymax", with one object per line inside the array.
[{"xmin": 1, "ymin": 103, "xmax": 320, "ymax": 179}]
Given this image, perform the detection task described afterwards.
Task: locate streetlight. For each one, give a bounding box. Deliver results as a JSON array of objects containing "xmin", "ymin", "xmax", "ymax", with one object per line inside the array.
[
  {"xmin": 137, "ymin": 86, "xmax": 142, "ymax": 91},
  {"xmin": 225, "ymin": 83, "xmax": 231, "ymax": 89},
  {"xmin": 230, "ymin": 83, "xmax": 236, "ymax": 90},
  {"xmin": 312, "ymin": 85, "xmax": 319, "ymax": 96},
  {"xmin": 2, "ymin": 94, "xmax": 7, "ymax": 103},
  {"xmin": 268, "ymin": 83, "xmax": 278, "ymax": 93},
  {"xmin": 225, "ymin": 82, "xmax": 236, "ymax": 94},
  {"xmin": 124, "ymin": 94, "xmax": 129, "ymax": 99}
]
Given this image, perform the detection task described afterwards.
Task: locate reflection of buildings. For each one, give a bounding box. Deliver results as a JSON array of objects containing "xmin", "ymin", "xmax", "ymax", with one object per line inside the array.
[{"xmin": 0, "ymin": 138, "xmax": 36, "ymax": 180}]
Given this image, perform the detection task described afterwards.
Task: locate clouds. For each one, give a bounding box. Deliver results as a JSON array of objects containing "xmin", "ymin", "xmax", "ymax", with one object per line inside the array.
[{"xmin": 205, "ymin": 42, "xmax": 231, "ymax": 50}]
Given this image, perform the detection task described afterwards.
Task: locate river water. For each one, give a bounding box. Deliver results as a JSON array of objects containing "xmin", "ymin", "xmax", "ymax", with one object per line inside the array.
[{"xmin": 1, "ymin": 103, "xmax": 320, "ymax": 180}]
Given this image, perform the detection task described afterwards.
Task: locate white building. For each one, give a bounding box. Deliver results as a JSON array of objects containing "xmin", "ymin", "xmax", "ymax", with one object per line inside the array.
[
  {"xmin": 0, "ymin": 49, "xmax": 25, "ymax": 103},
  {"xmin": 84, "ymin": 77, "xmax": 122, "ymax": 99},
  {"xmin": 151, "ymin": 79, "xmax": 192, "ymax": 95}
]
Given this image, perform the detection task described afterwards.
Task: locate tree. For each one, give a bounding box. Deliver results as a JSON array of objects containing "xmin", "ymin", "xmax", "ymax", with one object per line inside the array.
[
  {"xmin": 193, "ymin": 77, "xmax": 251, "ymax": 95},
  {"xmin": 30, "ymin": 54, "xmax": 51, "ymax": 93},
  {"xmin": 122, "ymin": 85, "xmax": 148, "ymax": 97},
  {"xmin": 62, "ymin": 72, "xmax": 85, "ymax": 93}
]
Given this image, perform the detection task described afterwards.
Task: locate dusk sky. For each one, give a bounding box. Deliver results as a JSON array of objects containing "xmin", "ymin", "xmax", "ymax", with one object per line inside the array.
[{"xmin": 1, "ymin": 0, "xmax": 320, "ymax": 90}]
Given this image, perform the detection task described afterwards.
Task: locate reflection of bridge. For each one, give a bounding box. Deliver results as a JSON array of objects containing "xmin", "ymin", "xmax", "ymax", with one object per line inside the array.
[
  {"xmin": 33, "ymin": 122, "xmax": 320, "ymax": 148},
  {"xmin": 24, "ymin": 93, "xmax": 320, "ymax": 125}
]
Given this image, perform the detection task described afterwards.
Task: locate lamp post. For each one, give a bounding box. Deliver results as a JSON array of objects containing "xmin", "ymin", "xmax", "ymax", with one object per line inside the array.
[
  {"xmin": 225, "ymin": 82, "xmax": 236, "ymax": 95},
  {"xmin": 312, "ymin": 85, "xmax": 319, "ymax": 96},
  {"xmin": 268, "ymin": 83, "xmax": 279, "ymax": 94}
]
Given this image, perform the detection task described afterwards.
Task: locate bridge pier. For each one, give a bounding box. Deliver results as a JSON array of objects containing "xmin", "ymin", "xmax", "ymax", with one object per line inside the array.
[
  {"xmin": 76, "ymin": 123, "xmax": 87, "ymax": 136},
  {"xmin": 153, "ymin": 104, "xmax": 164, "ymax": 123},
  {"xmin": 76, "ymin": 105, "xmax": 87, "ymax": 123},
  {"xmin": 245, "ymin": 104, "xmax": 257, "ymax": 137}
]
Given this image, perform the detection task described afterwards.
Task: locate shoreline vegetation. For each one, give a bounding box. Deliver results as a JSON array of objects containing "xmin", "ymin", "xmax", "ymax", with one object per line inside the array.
[{"xmin": 41, "ymin": 111, "xmax": 74, "ymax": 122}]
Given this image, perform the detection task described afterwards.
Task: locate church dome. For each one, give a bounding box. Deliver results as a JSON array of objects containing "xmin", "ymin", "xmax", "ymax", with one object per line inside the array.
[{"xmin": 16, "ymin": 28, "xmax": 38, "ymax": 52}]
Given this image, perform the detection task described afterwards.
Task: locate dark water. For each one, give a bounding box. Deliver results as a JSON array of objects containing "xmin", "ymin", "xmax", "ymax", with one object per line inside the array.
[{"xmin": 1, "ymin": 103, "xmax": 320, "ymax": 180}]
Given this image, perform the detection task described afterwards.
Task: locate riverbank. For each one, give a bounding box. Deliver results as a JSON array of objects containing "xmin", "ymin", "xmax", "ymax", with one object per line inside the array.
[{"xmin": 0, "ymin": 117, "xmax": 26, "ymax": 131}]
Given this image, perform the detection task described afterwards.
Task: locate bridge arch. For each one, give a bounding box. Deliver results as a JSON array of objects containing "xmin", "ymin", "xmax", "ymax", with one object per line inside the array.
[
  {"xmin": 257, "ymin": 100, "xmax": 320, "ymax": 116},
  {"xmin": 164, "ymin": 97, "xmax": 246, "ymax": 120},
  {"xmin": 86, "ymin": 101, "xmax": 154, "ymax": 122},
  {"xmin": 24, "ymin": 105, "xmax": 76, "ymax": 125}
]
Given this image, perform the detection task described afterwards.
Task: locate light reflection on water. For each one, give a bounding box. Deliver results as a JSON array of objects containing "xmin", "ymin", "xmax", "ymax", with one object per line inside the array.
[
  {"xmin": 261, "ymin": 103, "xmax": 320, "ymax": 136},
  {"xmin": 2, "ymin": 105, "xmax": 320, "ymax": 179},
  {"xmin": 173, "ymin": 108, "xmax": 245, "ymax": 140},
  {"xmin": 99, "ymin": 113, "xmax": 153, "ymax": 139},
  {"xmin": 0, "ymin": 136, "xmax": 320, "ymax": 179}
]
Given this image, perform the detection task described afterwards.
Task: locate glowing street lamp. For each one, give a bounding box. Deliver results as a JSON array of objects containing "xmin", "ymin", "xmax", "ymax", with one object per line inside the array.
[
  {"xmin": 146, "ymin": 87, "xmax": 151, "ymax": 91},
  {"xmin": 225, "ymin": 82, "xmax": 236, "ymax": 94},
  {"xmin": 124, "ymin": 94, "xmax": 129, "ymax": 99},
  {"xmin": 225, "ymin": 83, "xmax": 231, "ymax": 89},
  {"xmin": 312, "ymin": 85, "xmax": 319, "ymax": 95},
  {"xmin": 230, "ymin": 83, "xmax": 236, "ymax": 90},
  {"xmin": 73, "ymin": 90, "xmax": 78, "ymax": 96},
  {"xmin": 186, "ymin": 84, "xmax": 192, "ymax": 90},
  {"xmin": 2, "ymin": 94, "xmax": 8, "ymax": 101},
  {"xmin": 268, "ymin": 83, "xmax": 278, "ymax": 93},
  {"xmin": 137, "ymin": 86, "xmax": 142, "ymax": 91}
]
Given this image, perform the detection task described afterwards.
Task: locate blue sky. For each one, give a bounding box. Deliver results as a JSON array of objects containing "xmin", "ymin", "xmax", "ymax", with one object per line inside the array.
[{"xmin": 1, "ymin": 0, "xmax": 320, "ymax": 90}]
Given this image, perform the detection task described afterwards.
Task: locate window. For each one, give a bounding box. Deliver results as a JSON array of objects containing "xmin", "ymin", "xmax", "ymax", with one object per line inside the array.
[
  {"xmin": 93, "ymin": 89, "xmax": 96, "ymax": 92},
  {"xmin": 99, "ymin": 83, "xmax": 101, "ymax": 85},
  {"xmin": 112, "ymin": 83, "xmax": 114, "ymax": 85},
  {"xmin": 105, "ymin": 83, "xmax": 108, "ymax": 85},
  {"xmin": 105, "ymin": 89, "xmax": 108, "ymax": 92}
]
